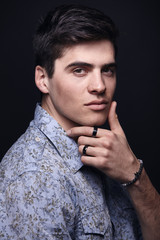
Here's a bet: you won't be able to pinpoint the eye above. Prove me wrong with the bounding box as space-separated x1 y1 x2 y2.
73 68 87 77
102 66 116 77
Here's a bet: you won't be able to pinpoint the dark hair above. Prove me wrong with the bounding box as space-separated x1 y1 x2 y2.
33 5 118 78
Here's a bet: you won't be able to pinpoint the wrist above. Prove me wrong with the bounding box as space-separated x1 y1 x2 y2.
121 159 144 187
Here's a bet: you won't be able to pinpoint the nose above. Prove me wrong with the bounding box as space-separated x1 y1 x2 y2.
88 71 106 95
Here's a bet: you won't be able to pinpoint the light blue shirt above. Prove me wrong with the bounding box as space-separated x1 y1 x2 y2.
0 104 142 239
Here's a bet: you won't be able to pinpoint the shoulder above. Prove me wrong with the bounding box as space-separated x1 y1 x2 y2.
1 126 43 175
0 128 78 215
0 124 72 187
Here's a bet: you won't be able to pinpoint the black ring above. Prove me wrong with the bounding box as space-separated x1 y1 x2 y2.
83 145 89 155
92 126 98 137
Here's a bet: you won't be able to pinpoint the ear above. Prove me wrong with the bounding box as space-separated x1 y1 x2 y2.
35 66 49 94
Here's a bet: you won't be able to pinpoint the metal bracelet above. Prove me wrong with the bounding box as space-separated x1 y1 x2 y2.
121 159 143 187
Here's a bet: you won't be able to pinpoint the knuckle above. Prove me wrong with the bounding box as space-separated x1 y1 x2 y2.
107 140 113 149
101 138 112 149
99 137 108 146
103 149 109 157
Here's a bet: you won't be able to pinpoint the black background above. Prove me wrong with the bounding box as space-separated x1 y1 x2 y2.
0 0 160 192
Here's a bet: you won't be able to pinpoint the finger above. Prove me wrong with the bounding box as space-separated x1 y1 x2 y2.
108 101 125 136
80 145 95 156
79 145 109 158
67 126 106 138
79 145 98 156
78 134 110 147
67 126 92 137
81 155 105 170
67 126 112 139
78 136 97 146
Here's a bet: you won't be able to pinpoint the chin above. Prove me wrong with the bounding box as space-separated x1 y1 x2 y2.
71 112 108 127
82 117 107 127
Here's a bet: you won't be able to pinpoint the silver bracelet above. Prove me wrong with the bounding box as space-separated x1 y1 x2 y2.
121 159 143 187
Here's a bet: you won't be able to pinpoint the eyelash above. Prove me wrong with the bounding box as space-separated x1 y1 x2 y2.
72 67 116 77
102 67 116 76
73 68 87 76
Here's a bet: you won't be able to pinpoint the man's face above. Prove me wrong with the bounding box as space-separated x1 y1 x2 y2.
43 40 116 130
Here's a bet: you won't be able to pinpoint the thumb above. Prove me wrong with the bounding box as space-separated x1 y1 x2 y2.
108 101 125 136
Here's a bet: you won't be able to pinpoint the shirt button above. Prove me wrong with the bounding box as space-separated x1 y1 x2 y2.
35 137 40 142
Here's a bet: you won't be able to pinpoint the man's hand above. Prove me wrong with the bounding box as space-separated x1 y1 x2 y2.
67 101 139 184
67 101 160 240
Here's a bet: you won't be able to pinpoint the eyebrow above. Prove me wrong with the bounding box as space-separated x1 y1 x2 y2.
64 61 117 70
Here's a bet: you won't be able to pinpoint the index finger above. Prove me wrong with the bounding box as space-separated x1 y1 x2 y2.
66 126 108 138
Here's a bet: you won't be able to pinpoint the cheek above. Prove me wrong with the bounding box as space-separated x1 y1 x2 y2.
108 80 116 96
54 81 77 103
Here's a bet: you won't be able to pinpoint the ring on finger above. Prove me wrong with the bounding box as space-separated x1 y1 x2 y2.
83 145 89 155
92 126 98 137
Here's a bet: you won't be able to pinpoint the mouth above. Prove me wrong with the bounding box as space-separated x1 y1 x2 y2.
84 100 109 111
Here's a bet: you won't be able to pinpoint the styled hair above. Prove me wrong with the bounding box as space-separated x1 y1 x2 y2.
33 5 118 78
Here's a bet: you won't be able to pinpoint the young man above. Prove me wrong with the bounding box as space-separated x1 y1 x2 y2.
0 5 160 239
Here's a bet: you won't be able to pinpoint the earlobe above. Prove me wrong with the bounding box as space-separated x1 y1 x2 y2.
35 66 49 94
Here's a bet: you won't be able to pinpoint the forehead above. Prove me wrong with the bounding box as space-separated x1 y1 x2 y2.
56 40 115 67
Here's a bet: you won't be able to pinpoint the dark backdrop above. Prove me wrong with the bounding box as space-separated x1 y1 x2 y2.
0 0 160 192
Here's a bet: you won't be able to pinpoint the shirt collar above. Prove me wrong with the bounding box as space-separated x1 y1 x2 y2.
33 103 83 173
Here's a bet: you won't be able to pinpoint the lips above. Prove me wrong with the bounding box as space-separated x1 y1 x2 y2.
84 100 108 111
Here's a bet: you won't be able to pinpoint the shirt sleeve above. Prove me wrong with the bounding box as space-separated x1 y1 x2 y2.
5 170 77 239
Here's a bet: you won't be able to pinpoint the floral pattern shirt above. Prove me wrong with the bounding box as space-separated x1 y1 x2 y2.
0 104 142 239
